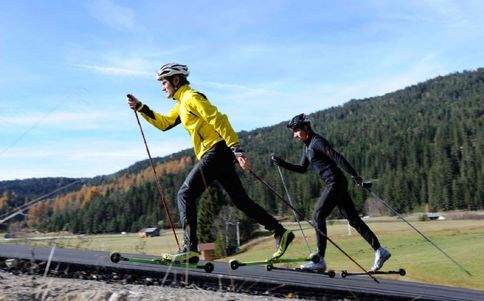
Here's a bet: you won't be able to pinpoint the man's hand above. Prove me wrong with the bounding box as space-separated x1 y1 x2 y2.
235 152 251 170
231 145 251 170
127 94 141 110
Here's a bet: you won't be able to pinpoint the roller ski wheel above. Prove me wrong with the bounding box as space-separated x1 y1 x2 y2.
110 252 123 263
204 262 214 273
229 259 242 270
341 270 348 278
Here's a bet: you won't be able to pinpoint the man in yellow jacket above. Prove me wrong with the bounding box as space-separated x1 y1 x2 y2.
127 63 293 262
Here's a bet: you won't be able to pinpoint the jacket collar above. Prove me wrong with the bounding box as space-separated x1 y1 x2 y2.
173 84 190 101
303 130 315 146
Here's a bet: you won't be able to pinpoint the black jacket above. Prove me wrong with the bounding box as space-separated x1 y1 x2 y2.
280 133 358 185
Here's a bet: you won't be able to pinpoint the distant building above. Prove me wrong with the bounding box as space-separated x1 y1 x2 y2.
198 242 216 260
424 213 444 220
137 227 160 237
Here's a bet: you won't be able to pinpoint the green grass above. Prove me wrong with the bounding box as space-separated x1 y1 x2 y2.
2 219 483 290
227 219 484 290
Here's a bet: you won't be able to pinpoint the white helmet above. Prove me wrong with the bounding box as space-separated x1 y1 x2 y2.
156 63 189 80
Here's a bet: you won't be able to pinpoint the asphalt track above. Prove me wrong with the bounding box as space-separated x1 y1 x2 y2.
0 243 482 300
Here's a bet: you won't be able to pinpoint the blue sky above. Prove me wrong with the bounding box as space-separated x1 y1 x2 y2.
1 0 483 181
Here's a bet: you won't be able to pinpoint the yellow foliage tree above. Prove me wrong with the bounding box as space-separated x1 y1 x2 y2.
0 191 9 209
27 201 50 227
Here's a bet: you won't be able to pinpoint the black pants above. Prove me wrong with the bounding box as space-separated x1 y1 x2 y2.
177 141 282 251
313 182 380 257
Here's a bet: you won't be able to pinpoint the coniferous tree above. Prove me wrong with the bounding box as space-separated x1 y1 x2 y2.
197 185 227 243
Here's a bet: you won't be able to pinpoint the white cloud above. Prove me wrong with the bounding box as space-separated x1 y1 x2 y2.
88 0 136 31
410 0 484 39
75 64 152 77
69 48 186 78
1 111 105 128
0 137 193 180
208 53 450 131
200 80 276 94
360 54 447 97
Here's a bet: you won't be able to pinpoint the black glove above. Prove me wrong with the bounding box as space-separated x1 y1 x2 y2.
352 176 372 189
271 155 284 166
127 94 143 111
231 145 244 154
352 176 363 186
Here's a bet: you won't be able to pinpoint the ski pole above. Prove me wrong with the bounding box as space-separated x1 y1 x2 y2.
365 187 472 276
247 167 379 283
133 110 181 250
275 164 312 253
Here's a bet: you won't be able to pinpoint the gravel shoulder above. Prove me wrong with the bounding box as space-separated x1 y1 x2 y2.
0 271 292 301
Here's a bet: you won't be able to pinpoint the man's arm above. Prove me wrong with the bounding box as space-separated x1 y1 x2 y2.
316 137 359 178
138 103 181 131
272 149 309 173
127 94 181 131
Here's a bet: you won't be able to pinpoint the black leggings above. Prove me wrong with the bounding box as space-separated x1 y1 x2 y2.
177 142 282 251
313 182 380 257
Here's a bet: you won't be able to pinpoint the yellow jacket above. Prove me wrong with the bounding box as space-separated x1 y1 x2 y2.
137 85 239 160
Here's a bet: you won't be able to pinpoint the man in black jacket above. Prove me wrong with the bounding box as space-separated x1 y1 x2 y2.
272 113 390 271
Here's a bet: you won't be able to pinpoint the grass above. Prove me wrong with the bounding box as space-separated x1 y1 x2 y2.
227 219 484 290
1 218 483 290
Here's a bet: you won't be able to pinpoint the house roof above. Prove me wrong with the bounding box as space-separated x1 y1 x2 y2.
198 242 215 251
139 227 158 232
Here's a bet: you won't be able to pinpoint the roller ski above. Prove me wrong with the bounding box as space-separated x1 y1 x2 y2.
229 228 296 270
110 251 214 273
268 265 336 278
340 246 401 278
229 253 335 278
341 268 406 278
229 255 313 270
291 252 335 277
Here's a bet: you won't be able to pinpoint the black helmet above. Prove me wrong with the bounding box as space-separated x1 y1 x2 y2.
287 113 311 129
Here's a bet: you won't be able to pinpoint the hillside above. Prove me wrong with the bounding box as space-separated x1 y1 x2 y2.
0 68 482 237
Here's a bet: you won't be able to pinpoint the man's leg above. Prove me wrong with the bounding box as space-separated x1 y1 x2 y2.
337 188 391 271
337 189 380 250
312 185 338 257
218 165 282 233
216 146 292 258
298 185 337 270
177 161 216 252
